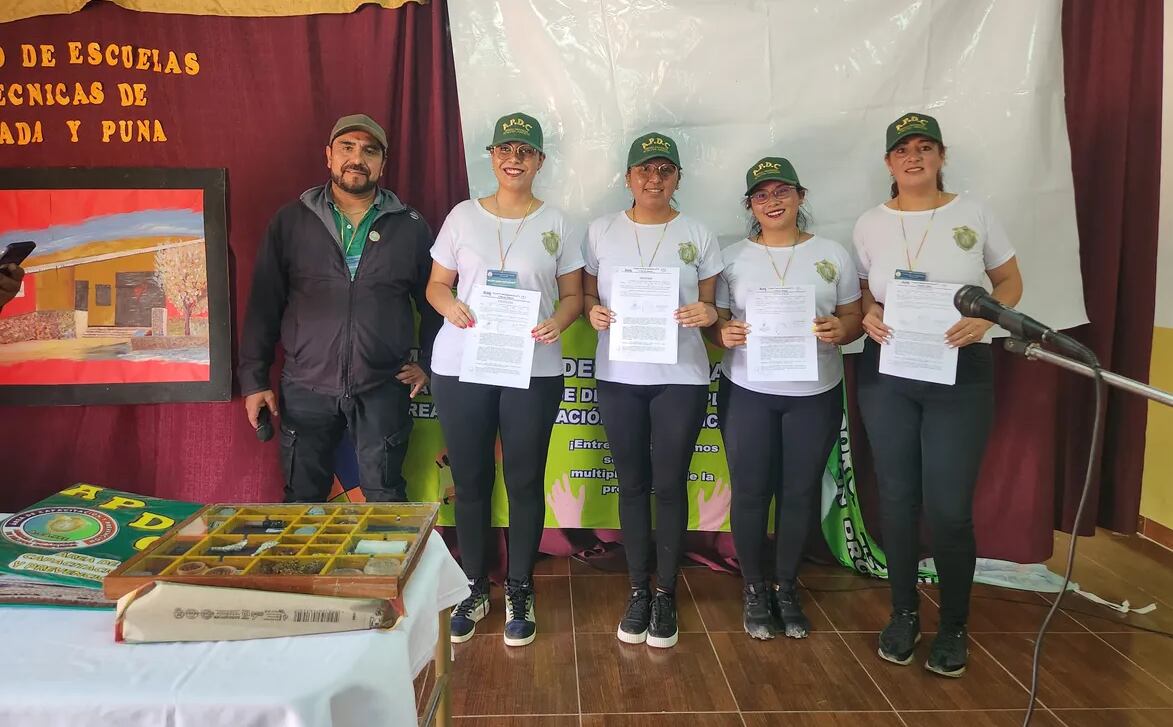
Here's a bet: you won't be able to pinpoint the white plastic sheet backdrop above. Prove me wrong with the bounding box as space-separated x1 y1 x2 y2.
448 0 1087 330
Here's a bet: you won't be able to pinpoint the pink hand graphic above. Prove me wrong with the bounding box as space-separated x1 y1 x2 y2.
546 473 586 528
695 478 731 531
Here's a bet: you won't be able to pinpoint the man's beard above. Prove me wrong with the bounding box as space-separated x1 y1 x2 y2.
331 167 377 195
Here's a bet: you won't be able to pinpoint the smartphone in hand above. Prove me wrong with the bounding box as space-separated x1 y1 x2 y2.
0 241 36 270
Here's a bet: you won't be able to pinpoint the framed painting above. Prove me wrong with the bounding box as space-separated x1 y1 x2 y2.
0 168 230 405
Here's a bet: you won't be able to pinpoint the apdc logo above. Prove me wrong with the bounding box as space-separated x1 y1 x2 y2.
502 118 533 133
751 161 781 178
1 507 118 550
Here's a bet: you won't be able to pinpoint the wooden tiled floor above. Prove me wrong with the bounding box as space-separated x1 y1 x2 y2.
416 529 1173 726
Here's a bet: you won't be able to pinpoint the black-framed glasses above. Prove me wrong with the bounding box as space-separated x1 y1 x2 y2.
487 143 539 161
633 162 678 178
749 185 797 205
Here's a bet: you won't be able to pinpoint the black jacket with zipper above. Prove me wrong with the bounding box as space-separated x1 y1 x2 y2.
238 184 442 398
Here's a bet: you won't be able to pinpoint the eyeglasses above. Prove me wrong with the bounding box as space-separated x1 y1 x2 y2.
633 162 678 178
749 185 798 205
487 143 539 161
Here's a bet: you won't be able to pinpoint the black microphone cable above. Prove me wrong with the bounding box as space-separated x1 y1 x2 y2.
1023 358 1106 726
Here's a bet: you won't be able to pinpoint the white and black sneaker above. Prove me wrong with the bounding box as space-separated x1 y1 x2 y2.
617 586 651 644
647 590 679 649
450 578 490 643
503 578 537 647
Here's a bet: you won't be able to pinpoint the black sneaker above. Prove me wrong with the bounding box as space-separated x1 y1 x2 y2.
772 584 812 639
877 609 921 665
647 590 679 649
503 578 537 647
450 579 490 644
743 582 775 640
617 587 651 644
925 626 968 677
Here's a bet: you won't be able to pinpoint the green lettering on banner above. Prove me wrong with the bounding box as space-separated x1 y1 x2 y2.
385 320 927 581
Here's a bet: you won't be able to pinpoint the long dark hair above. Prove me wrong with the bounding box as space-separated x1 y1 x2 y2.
744 186 811 238
887 142 947 198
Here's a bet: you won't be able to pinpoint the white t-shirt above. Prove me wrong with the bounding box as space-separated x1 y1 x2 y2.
716 235 861 396
430 199 585 378
583 211 724 385
852 194 1016 304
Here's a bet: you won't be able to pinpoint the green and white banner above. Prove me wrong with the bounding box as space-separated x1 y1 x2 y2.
332 320 908 579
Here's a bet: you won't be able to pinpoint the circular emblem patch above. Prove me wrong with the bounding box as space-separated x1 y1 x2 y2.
1 507 119 550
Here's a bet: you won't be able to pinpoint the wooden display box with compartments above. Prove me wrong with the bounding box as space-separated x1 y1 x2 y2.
103 502 438 601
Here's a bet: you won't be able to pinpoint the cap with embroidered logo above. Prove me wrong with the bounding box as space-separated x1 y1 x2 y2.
744 156 800 195
627 132 682 169
886 112 943 151
329 114 388 151
490 112 544 152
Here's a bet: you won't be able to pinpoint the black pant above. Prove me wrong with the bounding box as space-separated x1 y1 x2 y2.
431 374 564 583
278 379 412 503
856 338 994 628
717 376 841 587
596 380 708 593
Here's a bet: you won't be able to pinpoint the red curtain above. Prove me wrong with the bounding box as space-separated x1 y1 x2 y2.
0 0 469 510
0 0 1161 568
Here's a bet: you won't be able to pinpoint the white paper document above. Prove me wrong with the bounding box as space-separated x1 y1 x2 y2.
746 285 818 381
879 279 964 385
608 266 680 364
459 285 542 388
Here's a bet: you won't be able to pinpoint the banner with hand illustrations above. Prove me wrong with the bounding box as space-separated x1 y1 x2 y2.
327 319 911 579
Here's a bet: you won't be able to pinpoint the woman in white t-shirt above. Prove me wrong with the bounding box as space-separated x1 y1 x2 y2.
426 112 585 649
852 113 1023 678
706 157 861 641
583 132 723 649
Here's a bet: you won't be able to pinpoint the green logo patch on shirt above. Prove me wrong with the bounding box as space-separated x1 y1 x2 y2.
678 241 698 264
953 225 978 251
815 259 838 283
541 230 560 256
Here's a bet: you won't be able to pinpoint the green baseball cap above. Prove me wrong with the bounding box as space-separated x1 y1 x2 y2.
329 113 388 151
490 112 544 152
886 112 943 151
745 156 800 195
627 132 682 169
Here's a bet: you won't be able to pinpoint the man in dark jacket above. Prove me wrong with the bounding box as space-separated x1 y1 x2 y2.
239 113 442 502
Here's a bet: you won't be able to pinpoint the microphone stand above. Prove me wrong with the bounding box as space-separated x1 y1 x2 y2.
1003 336 1170 726
1004 337 1173 406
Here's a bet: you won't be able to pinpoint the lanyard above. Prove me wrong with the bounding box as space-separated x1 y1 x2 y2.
632 214 669 266
495 194 535 269
341 203 373 256
760 232 799 285
897 191 941 272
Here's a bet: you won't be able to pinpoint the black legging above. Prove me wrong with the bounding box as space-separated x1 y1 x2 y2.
856 338 994 628
596 380 708 593
717 376 841 587
431 374 564 583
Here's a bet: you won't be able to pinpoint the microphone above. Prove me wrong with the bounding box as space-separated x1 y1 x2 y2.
255 405 274 442
953 285 1098 365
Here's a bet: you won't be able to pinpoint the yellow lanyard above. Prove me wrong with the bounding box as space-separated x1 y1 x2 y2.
632 214 670 266
341 203 373 256
495 195 535 269
897 191 941 271
760 233 799 286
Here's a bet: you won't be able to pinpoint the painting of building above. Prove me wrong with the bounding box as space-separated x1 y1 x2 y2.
0 169 229 405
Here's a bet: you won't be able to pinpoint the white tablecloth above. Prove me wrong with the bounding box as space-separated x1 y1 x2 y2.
0 530 469 727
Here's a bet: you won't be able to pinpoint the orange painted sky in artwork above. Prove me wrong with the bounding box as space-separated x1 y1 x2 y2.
0 189 204 235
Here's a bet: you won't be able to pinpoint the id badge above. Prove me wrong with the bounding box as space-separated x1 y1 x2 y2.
486 269 520 288
894 269 927 282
